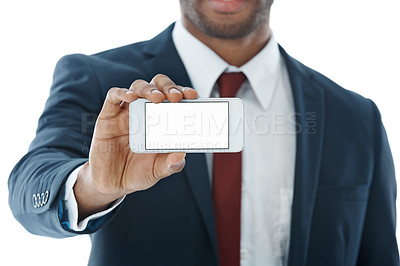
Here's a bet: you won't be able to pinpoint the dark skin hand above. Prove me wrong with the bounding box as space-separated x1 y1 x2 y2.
74 75 198 221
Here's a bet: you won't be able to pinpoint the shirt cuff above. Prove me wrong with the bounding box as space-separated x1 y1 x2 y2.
62 165 125 232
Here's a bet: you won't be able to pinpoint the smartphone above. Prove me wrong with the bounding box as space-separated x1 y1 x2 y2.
129 98 244 153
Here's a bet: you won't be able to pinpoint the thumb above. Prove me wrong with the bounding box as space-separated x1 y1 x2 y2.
154 152 186 179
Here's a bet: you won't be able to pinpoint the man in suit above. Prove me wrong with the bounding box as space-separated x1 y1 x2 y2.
8 0 398 265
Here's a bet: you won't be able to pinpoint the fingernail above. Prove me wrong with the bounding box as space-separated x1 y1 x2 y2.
169 88 181 94
181 87 192 91
151 90 162 94
168 159 185 172
125 90 135 94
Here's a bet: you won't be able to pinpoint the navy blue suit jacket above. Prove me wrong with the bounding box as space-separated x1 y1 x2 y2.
9 24 399 266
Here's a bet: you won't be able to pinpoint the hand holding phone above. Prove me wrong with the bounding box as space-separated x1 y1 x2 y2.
73 74 199 219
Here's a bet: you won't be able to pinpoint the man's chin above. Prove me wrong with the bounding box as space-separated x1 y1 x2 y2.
195 16 262 39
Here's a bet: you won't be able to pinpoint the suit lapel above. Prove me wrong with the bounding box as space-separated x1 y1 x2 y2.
280 47 326 266
141 24 191 86
141 24 219 259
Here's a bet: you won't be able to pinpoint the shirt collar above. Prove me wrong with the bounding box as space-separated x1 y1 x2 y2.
172 19 282 110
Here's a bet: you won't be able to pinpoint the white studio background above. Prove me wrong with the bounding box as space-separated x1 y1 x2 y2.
0 0 399 265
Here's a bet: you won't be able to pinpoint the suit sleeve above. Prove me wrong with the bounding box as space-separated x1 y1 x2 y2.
8 54 117 238
357 100 399 265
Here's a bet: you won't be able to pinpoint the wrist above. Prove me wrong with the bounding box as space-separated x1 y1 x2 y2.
74 161 125 220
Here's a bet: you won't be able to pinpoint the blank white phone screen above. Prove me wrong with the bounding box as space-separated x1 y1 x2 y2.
145 102 229 150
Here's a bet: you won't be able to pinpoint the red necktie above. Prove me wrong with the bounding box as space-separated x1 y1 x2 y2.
213 72 246 266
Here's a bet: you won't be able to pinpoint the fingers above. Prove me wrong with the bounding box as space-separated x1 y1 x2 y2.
129 74 198 103
151 74 182 102
100 87 138 118
178 86 198 100
104 74 198 116
153 152 186 179
129 79 166 103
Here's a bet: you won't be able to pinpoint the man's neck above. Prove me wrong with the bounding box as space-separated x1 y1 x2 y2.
182 19 271 67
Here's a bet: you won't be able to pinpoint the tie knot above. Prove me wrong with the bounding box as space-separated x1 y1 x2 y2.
217 72 247 97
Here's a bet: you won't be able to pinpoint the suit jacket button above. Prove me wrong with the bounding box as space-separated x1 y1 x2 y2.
36 193 41 207
43 191 49 204
33 194 38 208
40 193 45 207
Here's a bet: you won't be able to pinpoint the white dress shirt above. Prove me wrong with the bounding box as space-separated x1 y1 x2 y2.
63 19 296 266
